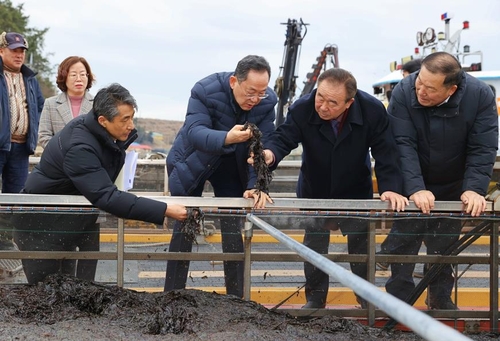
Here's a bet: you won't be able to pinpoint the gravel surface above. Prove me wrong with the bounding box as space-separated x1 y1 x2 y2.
0 275 497 341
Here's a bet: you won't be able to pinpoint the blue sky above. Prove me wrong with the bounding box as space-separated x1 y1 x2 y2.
12 0 500 121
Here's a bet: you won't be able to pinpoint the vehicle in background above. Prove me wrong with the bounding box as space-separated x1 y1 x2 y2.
372 12 500 116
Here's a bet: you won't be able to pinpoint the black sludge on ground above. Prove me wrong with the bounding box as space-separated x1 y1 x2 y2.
0 274 497 341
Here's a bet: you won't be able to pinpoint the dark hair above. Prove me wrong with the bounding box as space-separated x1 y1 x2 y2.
422 52 462 87
56 56 95 92
93 83 137 121
402 59 422 74
234 55 271 82
317 68 357 101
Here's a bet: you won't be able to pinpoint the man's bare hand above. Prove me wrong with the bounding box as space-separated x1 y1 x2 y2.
461 190 486 217
409 190 435 214
243 189 274 209
247 149 274 166
225 124 252 145
380 191 409 212
165 204 188 221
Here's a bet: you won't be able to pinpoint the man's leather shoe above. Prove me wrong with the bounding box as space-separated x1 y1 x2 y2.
302 301 326 309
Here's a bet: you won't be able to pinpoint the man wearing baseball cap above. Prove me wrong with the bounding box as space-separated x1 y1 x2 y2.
0 31 44 257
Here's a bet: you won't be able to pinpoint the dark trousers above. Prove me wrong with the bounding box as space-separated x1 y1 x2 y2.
0 142 29 194
12 212 100 284
385 218 462 302
165 156 244 297
304 218 368 304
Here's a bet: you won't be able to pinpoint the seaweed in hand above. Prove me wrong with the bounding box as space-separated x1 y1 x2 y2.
242 122 273 201
180 208 205 244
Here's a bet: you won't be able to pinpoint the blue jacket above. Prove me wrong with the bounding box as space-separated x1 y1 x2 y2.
387 71 498 200
167 72 277 196
23 113 168 225
268 89 402 199
0 58 44 153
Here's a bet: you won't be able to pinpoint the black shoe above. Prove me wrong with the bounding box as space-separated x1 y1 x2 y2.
302 301 326 309
426 297 458 310
376 252 389 271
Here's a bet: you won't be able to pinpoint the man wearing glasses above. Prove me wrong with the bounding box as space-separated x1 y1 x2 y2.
252 68 408 309
165 55 277 297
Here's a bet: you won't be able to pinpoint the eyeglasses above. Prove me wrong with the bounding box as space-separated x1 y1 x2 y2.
244 92 269 100
68 73 88 80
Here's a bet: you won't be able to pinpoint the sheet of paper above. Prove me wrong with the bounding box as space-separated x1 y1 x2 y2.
115 151 139 191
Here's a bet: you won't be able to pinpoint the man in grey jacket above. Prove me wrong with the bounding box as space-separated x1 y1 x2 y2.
386 52 498 309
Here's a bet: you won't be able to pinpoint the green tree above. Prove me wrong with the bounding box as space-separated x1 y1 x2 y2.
0 0 56 97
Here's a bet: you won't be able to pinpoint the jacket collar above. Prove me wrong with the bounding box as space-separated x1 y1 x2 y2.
0 57 36 78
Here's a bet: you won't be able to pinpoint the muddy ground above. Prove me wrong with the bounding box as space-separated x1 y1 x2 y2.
0 275 497 341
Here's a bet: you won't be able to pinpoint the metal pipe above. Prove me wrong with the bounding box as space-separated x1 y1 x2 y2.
367 220 376 326
117 218 124 287
243 221 254 300
0 194 491 212
246 213 472 341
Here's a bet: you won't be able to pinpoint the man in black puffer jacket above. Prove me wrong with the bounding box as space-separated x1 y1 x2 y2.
386 52 498 310
165 55 277 297
14 83 187 284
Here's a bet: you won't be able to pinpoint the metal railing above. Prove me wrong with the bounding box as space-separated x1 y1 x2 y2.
0 194 498 338
246 213 472 341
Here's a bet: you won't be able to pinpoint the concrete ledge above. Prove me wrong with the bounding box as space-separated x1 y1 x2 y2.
128 286 496 308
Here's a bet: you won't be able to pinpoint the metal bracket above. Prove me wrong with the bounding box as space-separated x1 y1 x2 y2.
464 320 481 334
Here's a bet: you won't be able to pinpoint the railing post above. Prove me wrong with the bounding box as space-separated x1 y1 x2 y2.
117 218 125 287
367 219 376 326
490 221 499 332
163 164 169 196
243 220 254 301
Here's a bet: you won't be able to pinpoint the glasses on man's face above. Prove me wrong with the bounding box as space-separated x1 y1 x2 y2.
68 73 88 80
244 92 269 100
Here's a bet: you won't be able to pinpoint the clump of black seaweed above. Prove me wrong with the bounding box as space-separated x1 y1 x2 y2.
242 122 273 201
180 208 205 244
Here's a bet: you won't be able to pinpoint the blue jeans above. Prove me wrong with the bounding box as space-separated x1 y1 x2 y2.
0 142 29 193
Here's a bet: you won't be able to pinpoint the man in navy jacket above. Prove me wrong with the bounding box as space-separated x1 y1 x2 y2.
0 32 44 193
0 31 44 252
165 55 277 297
254 68 408 308
386 52 497 309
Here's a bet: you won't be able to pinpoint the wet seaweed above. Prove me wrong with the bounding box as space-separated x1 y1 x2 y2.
0 275 497 340
180 208 205 244
242 122 273 201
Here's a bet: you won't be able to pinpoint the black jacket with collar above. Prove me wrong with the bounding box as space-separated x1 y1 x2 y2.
268 89 402 199
23 112 167 225
388 71 498 200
